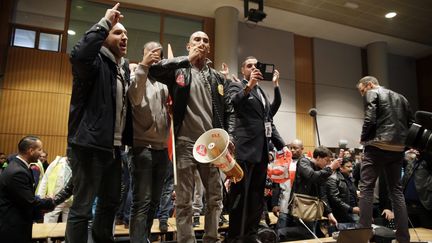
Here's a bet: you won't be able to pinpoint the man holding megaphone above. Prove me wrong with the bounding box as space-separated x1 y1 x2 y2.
149 31 235 243
227 56 287 243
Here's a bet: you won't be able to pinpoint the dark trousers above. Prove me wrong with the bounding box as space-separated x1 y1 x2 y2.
228 159 268 242
129 147 169 243
358 146 409 243
158 162 174 223
66 144 122 243
116 149 132 224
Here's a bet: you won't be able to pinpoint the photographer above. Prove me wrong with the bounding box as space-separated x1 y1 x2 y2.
402 149 432 229
227 56 286 243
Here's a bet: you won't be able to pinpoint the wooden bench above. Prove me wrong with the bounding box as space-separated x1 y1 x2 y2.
32 214 278 241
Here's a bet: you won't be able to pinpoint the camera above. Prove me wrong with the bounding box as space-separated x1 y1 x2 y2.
256 62 275 81
405 111 432 153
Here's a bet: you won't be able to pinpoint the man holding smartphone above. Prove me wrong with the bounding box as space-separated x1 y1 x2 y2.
227 56 286 242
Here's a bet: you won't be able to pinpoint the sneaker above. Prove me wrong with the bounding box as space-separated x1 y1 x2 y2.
193 216 200 227
159 221 168 233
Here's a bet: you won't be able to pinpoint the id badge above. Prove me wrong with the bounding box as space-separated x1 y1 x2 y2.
265 122 272 138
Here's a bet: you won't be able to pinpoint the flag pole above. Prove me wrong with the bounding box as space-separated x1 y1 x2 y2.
167 43 178 186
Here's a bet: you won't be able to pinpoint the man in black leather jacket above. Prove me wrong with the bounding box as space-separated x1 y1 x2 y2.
356 76 414 243
326 157 359 223
149 31 235 243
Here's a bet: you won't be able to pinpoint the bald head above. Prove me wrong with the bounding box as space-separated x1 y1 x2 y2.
289 139 304 159
189 31 208 42
187 31 210 67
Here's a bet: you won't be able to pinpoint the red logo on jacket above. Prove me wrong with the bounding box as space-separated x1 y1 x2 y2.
176 73 185 87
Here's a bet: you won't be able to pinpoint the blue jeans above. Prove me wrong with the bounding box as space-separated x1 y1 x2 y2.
129 147 169 243
66 144 121 243
158 162 174 223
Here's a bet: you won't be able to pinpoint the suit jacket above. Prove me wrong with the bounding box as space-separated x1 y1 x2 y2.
229 80 285 163
0 157 53 243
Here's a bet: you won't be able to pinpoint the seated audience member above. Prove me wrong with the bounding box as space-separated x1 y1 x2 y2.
326 157 360 223
402 149 432 229
0 136 55 243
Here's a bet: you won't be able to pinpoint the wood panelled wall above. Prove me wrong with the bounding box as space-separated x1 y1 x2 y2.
0 47 72 162
294 35 315 152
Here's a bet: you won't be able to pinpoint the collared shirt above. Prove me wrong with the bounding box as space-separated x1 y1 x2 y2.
16 155 30 168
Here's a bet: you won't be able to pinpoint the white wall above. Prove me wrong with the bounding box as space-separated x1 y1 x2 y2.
313 38 364 149
238 23 296 144
236 24 419 149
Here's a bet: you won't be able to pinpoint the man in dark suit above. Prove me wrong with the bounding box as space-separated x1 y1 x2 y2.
0 136 55 243
227 56 286 243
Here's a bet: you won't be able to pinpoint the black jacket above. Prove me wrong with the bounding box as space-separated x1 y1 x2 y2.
361 87 414 145
149 58 235 138
229 80 285 163
326 171 358 222
68 19 132 151
291 157 333 215
0 158 53 243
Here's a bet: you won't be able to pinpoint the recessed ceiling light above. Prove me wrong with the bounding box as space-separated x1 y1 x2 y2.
385 12 397 18
344 2 359 9
76 5 83 9
68 30 76 35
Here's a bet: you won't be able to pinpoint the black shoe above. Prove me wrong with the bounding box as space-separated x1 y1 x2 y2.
193 216 200 227
219 214 228 226
159 221 168 233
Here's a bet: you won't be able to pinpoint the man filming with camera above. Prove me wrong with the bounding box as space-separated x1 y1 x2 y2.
227 56 286 243
356 76 414 243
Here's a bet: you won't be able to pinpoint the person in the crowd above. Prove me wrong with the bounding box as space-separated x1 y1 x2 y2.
0 136 55 243
272 139 303 239
66 3 132 242
326 157 359 223
356 76 414 243
40 150 49 171
37 156 73 224
282 146 340 241
0 152 7 174
149 30 235 243
127 41 171 243
402 149 432 229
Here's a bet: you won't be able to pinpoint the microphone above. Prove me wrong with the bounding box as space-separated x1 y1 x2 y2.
309 108 321 146
308 108 317 117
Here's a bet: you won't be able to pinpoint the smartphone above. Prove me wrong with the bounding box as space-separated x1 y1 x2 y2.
256 62 275 81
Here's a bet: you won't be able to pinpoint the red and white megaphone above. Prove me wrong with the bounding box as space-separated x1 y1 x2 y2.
193 128 244 183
